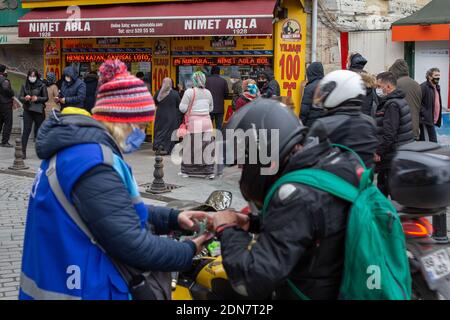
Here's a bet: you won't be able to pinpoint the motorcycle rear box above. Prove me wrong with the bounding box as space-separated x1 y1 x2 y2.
389 142 450 209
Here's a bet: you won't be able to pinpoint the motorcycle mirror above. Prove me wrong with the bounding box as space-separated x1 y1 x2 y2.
205 190 233 211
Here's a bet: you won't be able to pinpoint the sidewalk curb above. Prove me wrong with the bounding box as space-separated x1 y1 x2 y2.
0 169 180 203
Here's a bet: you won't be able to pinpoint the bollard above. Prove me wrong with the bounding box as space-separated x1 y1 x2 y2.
147 155 169 194
8 138 29 171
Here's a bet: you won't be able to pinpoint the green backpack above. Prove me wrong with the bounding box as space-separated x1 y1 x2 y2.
262 148 412 300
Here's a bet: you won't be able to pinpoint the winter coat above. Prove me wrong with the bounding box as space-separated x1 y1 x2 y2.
375 89 414 169
19 79 48 114
0 74 15 107
389 60 421 139
45 84 60 116
308 106 378 169
59 66 87 110
83 74 99 113
420 80 442 127
260 70 280 98
359 71 379 116
205 74 229 114
300 62 324 126
219 139 361 299
231 80 243 110
37 112 196 269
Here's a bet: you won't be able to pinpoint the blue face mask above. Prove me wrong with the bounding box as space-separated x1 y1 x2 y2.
123 128 146 154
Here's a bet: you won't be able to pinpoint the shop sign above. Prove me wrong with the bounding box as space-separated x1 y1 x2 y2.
97 38 120 46
152 38 170 93
210 36 236 50
173 56 271 66
65 53 152 63
19 17 273 38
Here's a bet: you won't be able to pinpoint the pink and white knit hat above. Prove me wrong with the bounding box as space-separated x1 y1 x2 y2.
92 59 155 123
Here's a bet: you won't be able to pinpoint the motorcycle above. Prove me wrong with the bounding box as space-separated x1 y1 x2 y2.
391 141 450 300
168 141 450 300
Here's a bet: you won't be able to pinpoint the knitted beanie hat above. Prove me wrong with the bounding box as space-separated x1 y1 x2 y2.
92 59 155 123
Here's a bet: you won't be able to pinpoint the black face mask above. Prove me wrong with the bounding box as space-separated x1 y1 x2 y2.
432 78 440 85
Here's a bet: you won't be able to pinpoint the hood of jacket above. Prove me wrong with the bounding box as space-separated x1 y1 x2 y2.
36 112 122 160
389 59 409 79
63 66 79 83
306 62 324 84
349 53 367 71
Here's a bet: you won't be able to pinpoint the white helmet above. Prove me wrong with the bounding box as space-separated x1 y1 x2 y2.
314 70 366 109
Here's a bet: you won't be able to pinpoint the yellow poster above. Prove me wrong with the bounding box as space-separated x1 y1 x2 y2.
274 0 307 116
151 38 171 94
44 38 62 80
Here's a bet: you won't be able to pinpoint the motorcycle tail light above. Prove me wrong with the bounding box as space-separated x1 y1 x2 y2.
402 217 433 237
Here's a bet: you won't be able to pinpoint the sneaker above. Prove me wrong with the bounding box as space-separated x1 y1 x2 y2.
178 172 189 178
0 142 13 148
207 174 215 180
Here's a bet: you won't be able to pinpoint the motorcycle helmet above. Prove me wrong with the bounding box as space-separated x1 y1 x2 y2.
314 70 366 109
223 98 308 208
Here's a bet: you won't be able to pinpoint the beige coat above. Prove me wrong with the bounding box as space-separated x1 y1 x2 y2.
45 84 60 116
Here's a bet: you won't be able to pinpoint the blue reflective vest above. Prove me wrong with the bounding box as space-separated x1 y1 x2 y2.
19 143 148 300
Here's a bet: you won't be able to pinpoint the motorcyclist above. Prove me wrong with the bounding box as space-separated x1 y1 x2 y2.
213 99 362 299
308 70 378 168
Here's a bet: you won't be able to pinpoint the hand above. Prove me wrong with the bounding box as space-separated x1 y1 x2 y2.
60 98 66 104
213 210 249 230
374 153 381 163
178 211 212 232
31 96 38 102
191 233 214 255
54 97 60 103
25 95 31 101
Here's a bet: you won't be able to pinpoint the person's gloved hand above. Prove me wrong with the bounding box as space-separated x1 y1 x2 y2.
178 211 212 232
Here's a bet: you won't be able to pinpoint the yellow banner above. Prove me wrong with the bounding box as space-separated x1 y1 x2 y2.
273 0 307 116
43 38 62 79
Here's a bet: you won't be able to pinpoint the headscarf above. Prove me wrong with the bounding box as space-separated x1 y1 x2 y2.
192 71 206 88
46 72 56 85
157 77 173 102
242 79 260 100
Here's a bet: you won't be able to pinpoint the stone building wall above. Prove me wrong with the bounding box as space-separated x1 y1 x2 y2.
303 0 432 72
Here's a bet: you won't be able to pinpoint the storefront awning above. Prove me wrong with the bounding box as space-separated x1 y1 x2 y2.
392 0 450 41
18 0 276 38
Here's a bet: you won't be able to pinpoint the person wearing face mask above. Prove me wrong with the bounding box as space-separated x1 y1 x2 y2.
419 68 442 142
257 69 280 98
19 68 49 159
374 71 414 196
0 64 15 148
230 70 242 111
19 60 212 300
57 65 86 111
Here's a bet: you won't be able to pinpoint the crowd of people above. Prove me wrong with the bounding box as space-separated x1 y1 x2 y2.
0 54 445 300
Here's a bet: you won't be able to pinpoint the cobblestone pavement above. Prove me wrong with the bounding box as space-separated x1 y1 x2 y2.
0 174 32 300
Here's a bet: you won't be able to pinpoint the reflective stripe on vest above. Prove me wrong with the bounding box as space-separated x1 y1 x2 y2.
20 272 81 300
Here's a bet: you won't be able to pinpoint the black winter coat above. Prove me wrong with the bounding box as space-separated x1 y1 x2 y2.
420 81 442 127
0 74 15 106
308 106 378 169
83 74 98 113
19 79 48 114
301 62 324 126
206 74 229 114
220 140 361 300
375 89 414 169
60 66 87 110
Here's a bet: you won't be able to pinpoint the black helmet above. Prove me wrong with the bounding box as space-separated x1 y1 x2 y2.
223 98 308 207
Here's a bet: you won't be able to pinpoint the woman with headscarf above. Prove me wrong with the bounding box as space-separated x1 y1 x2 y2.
234 79 260 111
153 77 182 155
178 71 215 178
45 72 60 117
